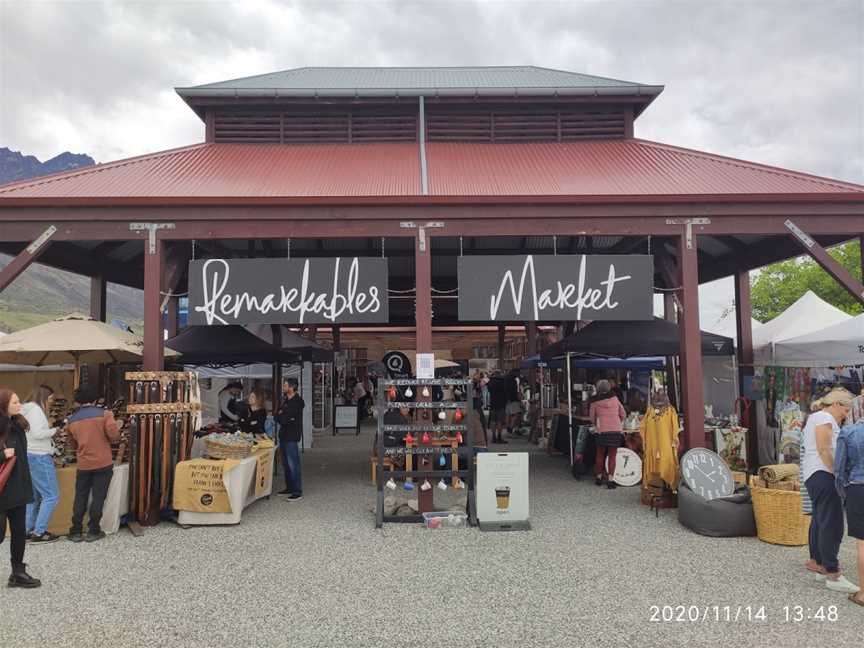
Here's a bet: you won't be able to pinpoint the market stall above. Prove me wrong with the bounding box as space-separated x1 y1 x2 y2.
0 314 178 534
173 436 276 526
542 319 737 494
753 310 863 465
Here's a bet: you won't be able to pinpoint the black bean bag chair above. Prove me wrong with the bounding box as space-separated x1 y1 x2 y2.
678 482 757 537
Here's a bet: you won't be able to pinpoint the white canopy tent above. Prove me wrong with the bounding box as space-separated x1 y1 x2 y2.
753 291 851 365
772 313 864 367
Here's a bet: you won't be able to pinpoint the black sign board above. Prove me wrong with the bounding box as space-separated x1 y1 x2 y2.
188 257 389 325
457 255 653 321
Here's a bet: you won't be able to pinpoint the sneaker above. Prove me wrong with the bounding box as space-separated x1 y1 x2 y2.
85 531 107 543
607 481 618 490
29 532 59 544
67 533 85 543
595 476 604 486
825 574 860 594
277 488 292 495
286 493 303 502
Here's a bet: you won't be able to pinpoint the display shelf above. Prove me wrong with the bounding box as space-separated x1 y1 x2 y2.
383 447 463 456
382 424 467 433
382 378 470 387
375 377 477 529
386 401 468 409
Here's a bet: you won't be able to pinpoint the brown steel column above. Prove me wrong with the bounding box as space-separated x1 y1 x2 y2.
332 325 342 351
663 292 679 409
526 322 538 357
735 268 757 468
143 239 164 371
497 324 506 367
165 296 179 339
90 275 107 322
677 234 705 450
415 233 432 353
860 235 864 284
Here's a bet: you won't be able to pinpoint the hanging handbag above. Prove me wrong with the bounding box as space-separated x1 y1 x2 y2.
0 447 17 495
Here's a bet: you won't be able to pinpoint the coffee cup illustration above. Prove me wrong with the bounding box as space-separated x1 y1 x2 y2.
495 486 511 510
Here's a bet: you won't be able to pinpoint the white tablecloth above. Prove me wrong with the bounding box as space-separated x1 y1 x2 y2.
177 447 276 526
46 463 129 536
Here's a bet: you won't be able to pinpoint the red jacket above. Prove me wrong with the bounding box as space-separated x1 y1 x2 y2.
589 395 626 433
68 406 120 471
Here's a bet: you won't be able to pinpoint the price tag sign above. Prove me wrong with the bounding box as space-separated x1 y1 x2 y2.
416 353 435 379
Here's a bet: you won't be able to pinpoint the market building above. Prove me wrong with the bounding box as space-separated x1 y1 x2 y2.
1 65 863 462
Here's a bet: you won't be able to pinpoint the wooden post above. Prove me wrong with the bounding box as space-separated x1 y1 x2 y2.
526 322 538 357
165 296 179 339
735 268 757 468
90 275 107 322
663 291 679 409
143 238 164 371
415 233 432 353
677 233 705 450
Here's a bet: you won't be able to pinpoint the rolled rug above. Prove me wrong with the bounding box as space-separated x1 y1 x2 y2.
759 464 799 483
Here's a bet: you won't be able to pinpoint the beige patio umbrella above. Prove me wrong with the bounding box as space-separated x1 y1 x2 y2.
0 313 177 387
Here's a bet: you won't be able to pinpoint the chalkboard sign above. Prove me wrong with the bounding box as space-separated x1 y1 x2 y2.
334 405 359 435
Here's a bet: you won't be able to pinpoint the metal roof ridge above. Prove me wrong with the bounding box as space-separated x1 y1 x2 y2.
0 143 211 195
633 138 864 192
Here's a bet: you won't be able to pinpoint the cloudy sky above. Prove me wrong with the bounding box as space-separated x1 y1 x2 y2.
1 0 863 327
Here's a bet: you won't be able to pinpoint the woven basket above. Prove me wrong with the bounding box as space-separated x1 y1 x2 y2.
749 483 810 546
204 437 252 460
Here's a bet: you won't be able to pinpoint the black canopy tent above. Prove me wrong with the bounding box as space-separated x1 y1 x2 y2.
542 319 735 359
540 319 734 471
245 324 335 363
165 325 301 365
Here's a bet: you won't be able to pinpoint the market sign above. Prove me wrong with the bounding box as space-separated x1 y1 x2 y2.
188 257 389 325
457 255 653 321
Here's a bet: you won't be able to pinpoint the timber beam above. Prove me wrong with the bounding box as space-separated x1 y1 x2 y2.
0 225 57 292
785 220 864 306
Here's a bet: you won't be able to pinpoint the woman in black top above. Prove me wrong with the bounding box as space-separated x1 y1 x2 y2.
239 389 268 435
0 390 41 588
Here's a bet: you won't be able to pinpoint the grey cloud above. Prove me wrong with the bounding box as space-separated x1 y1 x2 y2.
0 0 861 183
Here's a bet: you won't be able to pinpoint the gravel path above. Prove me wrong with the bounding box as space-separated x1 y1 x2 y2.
1 426 860 648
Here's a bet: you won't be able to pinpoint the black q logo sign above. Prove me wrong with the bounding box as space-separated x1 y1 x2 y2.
383 351 412 378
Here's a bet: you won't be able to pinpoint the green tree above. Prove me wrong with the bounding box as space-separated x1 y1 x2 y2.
750 240 862 322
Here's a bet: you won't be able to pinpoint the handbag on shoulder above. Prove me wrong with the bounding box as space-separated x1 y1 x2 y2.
0 449 17 494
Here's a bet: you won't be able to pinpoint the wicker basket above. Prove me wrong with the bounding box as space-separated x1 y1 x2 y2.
749 482 811 546
204 437 252 459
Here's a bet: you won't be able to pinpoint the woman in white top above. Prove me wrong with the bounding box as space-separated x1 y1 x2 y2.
801 388 859 594
22 385 60 544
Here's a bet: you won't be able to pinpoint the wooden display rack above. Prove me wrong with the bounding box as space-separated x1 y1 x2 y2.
374 378 477 528
125 371 201 528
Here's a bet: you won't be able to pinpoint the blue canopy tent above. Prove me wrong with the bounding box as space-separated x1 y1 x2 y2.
520 355 664 370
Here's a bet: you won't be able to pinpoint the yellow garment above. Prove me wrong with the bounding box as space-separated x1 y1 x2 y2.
640 406 680 488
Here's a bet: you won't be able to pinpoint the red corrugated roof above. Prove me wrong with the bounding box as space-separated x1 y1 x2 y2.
0 143 421 201
0 139 861 205
425 140 864 196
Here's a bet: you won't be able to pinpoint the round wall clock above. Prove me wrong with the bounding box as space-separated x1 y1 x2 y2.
607 448 642 487
680 448 734 501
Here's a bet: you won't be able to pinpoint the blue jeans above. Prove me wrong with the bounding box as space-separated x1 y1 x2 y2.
280 440 302 495
26 453 60 535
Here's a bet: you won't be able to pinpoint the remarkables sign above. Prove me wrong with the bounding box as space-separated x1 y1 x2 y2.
457 254 654 321
188 257 389 325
